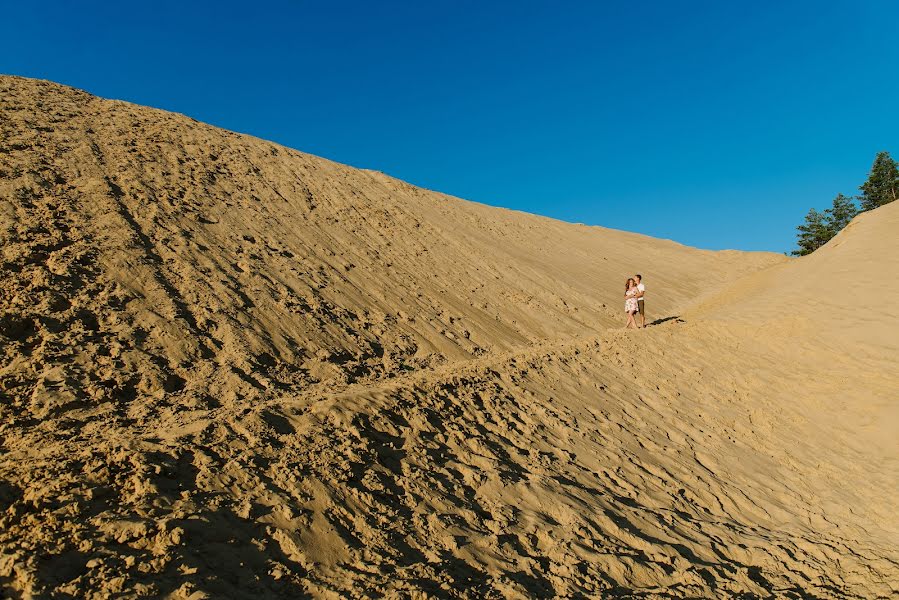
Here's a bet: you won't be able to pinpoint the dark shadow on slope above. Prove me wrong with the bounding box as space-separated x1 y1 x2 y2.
649 316 684 326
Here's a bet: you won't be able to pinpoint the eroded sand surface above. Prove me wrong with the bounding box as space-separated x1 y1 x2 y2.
1 76 897 598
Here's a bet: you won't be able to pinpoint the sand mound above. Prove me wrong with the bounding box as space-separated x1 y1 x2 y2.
1 75 896 598
694 200 899 358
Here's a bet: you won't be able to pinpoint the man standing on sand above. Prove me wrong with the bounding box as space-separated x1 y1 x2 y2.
634 274 646 328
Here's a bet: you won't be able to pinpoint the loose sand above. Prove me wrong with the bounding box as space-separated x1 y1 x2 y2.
1 75 896 598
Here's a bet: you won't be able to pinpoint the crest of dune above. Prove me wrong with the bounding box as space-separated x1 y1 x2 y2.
1 76 896 599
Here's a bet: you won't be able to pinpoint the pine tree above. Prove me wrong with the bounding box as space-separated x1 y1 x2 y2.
792 208 829 256
824 193 858 237
859 151 899 211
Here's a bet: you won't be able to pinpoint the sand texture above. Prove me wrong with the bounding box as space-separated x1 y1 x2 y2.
1 75 897 598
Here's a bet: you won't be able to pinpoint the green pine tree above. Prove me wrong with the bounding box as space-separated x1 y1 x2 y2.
859 151 899 211
792 208 829 256
823 193 858 237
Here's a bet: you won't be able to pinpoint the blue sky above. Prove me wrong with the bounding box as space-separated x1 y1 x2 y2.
3 1 897 252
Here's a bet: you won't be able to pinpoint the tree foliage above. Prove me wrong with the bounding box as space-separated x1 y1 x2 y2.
859 151 899 211
791 151 894 256
824 193 858 237
792 208 830 256
792 194 859 256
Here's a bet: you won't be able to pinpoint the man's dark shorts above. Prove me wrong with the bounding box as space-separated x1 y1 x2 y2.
637 299 644 316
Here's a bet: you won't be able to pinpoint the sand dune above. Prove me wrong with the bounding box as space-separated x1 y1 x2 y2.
1 75 896 598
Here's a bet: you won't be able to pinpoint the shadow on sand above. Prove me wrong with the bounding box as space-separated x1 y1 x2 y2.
649 316 685 327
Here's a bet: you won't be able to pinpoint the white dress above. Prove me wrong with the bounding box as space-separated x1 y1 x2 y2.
625 288 638 313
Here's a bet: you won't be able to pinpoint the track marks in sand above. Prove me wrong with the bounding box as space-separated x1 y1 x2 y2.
5 324 893 597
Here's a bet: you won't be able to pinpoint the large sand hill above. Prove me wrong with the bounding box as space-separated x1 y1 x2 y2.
1 75 896 598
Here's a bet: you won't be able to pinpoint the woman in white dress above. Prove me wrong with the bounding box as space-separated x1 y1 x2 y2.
624 277 639 329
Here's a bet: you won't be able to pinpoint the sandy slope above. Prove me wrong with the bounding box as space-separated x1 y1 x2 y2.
693 200 899 363
0 75 896 598
689 201 899 479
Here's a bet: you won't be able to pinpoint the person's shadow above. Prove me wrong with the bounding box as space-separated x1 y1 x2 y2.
649 316 684 326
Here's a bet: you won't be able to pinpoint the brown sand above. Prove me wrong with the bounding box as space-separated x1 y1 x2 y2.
1 75 896 598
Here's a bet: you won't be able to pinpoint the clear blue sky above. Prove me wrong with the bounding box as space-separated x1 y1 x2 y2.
3 1 897 252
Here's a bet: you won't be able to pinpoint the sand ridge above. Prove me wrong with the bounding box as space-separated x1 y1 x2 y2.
1 75 897 598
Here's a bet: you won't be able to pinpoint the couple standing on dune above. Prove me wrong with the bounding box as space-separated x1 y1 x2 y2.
624 274 646 329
